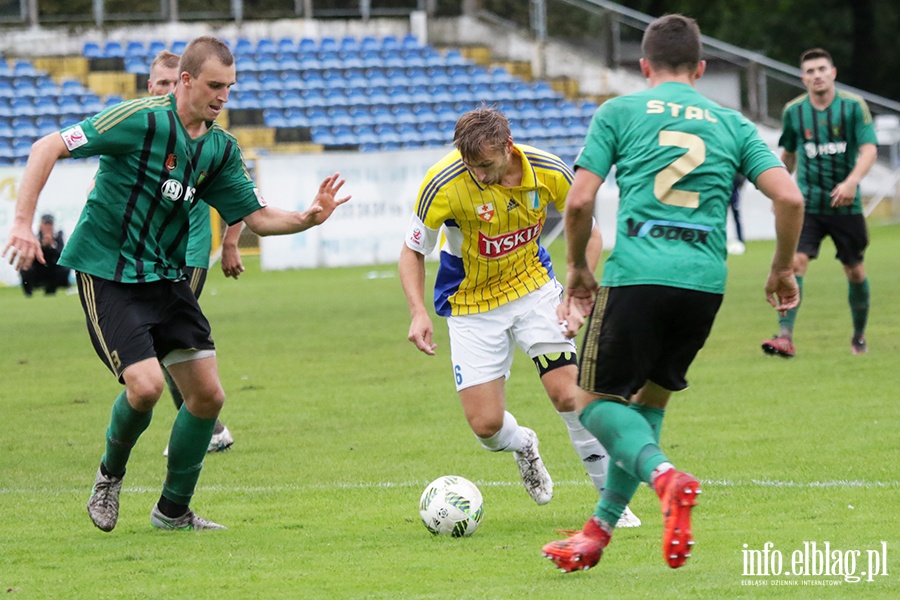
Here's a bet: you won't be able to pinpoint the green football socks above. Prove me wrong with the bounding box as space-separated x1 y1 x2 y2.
594 403 666 525
778 275 803 338
849 278 869 337
101 390 153 477
161 405 216 506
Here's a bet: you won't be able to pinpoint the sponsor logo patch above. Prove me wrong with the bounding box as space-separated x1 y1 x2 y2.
625 218 712 244
479 222 542 257
61 126 88 151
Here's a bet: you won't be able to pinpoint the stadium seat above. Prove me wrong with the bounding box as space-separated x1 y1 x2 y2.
401 34 420 49
83 42 102 59
170 40 187 54
360 37 379 52
104 95 124 108
298 38 317 53
125 41 145 58
340 37 360 53
125 57 147 74
319 37 338 54
257 39 277 55
147 40 166 57
276 38 296 54
102 41 126 59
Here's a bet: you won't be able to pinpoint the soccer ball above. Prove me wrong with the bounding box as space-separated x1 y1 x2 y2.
419 475 484 537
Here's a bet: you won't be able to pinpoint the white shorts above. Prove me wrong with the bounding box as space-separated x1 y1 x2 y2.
447 280 577 391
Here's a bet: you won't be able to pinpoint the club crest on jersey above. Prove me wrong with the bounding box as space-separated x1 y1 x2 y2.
804 128 813 140
165 154 177 171
476 202 495 222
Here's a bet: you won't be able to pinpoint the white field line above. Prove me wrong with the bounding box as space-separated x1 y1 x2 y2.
1 478 897 495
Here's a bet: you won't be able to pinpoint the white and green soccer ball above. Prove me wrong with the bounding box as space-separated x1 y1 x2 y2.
419 475 485 537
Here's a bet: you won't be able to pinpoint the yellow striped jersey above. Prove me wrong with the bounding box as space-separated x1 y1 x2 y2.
405 144 573 316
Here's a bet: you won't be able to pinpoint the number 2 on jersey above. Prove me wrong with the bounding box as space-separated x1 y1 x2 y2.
654 130 706 208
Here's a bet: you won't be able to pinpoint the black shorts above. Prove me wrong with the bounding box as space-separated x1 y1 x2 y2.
75 273 215 383
184 266 208 300
578 285 723 402
797 213 868 266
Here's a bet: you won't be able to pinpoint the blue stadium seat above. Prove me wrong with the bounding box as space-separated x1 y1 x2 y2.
298 38 317 53
302 90 329 109
327 107 355 127
258 74 282 91
125 41 145 58
381 36 399 52
102 41 125 59
443 49 468 66
147 40 166 57
340 37 360 53
259 91 282 110
12 115 40 137
353 124 379 146
349 106 375 126
83 42 102 58
125 57 147 74
170 40 187 54
12 139 33 162
257 39 277 55
284 108 309 127
360 37 379 52
277 38 296 54
104 95 123 108
360 50 384 70
11 98 37 117
280 90 304 109
235 56 256 73
264 110 290 128
236 75 262 93
364 69 391 89
235 90 263 109
256 56 280 74
13 80 39 98
374 123 402 144
319 37 338 54
401 34 420 49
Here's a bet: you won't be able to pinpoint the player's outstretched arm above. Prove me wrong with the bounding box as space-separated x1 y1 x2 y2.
242 173 350 236
3 133 71 271
399 244 437 355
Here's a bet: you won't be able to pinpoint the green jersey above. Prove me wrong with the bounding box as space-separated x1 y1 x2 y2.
58 94 263 283
185 200 212 269
778 91 877 215
576 82 782 294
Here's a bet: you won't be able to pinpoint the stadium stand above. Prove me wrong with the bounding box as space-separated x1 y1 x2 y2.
0 36 595 166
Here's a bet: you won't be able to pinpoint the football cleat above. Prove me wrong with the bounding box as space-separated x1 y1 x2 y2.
150 504 226 531
851 335 868 355
654 469 700 569
542 516 611 572
616 506 642 528
761 335 795 358
514 427 553 505
87 466 123 532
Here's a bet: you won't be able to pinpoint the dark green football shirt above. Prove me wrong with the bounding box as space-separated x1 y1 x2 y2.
779 91 878 215
58 94 263 282
576 82 782 294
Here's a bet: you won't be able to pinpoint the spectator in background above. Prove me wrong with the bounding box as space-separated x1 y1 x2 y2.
20 213 70 296
726 174 746 255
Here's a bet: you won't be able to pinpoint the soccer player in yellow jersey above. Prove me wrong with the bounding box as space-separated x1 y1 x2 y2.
400 107 640 526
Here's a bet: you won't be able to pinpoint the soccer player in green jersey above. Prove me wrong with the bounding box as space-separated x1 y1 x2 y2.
3 36 349 532
148 49 238 455
541 14 804 572
761 47 878 358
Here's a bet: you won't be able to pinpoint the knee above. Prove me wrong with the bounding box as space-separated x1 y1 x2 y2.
547 388 576 412
187 384 225 417
127 376 165 410
469 413 503 439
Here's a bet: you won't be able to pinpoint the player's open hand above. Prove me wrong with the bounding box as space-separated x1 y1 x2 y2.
3 222 44 271
765 267 799 315
557 295 587 339
830 180 857 208
300 173 351 227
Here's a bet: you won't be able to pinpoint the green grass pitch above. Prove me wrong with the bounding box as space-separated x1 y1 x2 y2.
1 227 898 598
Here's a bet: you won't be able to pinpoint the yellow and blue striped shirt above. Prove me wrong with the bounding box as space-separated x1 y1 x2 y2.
405 144 573 316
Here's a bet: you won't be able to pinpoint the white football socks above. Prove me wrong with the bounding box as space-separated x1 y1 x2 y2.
559 410 610 494
476 411 527 453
